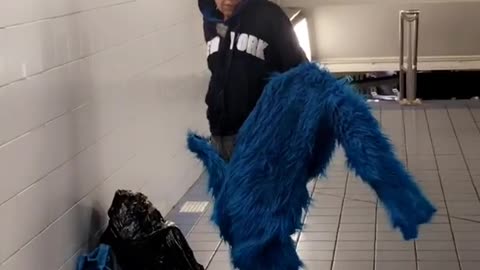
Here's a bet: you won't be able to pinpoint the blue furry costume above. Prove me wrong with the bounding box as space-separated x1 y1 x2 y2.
187 63 436 270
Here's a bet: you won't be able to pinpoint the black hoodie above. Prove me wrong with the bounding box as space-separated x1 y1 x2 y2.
199 0 307 136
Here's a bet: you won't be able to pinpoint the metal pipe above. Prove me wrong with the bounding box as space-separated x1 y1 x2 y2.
407 20 414 101
413 15 420 99
399 11 405 100
399 10 420 105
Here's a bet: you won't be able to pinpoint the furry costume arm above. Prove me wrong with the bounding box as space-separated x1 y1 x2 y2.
330 83 436 240
187 132 226 196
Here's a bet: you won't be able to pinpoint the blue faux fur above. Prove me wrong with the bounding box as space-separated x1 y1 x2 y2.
187 63 436 270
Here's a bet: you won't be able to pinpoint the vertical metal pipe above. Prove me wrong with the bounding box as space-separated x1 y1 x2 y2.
399 12 405 100
413 15 420 99
399 10 420 104
407 20 414 101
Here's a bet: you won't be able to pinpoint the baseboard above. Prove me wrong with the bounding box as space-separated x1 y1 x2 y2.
319 55 480 73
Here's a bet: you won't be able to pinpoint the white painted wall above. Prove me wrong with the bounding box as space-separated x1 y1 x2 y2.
0 1 209 269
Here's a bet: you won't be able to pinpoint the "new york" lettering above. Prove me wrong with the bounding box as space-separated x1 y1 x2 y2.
207 32 269 60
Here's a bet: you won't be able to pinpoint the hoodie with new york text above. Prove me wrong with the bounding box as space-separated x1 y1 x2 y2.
199 0 307 136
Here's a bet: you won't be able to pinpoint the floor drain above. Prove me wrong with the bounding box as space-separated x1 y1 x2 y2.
179 201 209 213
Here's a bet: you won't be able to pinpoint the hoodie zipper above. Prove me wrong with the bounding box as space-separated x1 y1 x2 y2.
216 21 240 135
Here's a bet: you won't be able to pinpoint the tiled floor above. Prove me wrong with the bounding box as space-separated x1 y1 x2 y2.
168 100 480 270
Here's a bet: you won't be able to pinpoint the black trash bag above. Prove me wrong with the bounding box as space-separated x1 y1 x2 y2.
103 189 166 240
100 190 204 270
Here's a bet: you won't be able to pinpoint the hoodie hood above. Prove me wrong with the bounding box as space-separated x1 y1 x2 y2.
198 0 259 23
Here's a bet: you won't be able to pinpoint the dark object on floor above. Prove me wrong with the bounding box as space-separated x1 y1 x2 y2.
188 63 436 270
416 70 480 100
103 190 166 241
100 190 204 270
77 244 118 270
347 70 480 100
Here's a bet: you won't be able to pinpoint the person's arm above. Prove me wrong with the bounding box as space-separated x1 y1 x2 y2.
268 5 308 72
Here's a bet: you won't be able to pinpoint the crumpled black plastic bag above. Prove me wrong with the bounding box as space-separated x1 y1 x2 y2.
100 190 204 270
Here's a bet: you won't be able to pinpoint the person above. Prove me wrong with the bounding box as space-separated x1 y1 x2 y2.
198 0 308 160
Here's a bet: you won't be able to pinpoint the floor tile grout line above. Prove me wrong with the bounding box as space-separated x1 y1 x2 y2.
296 177 320 249
314 192 377 205
450 215 480 224
201 201 222 269
468 106 480 132
196 202 222 270
467 105 480 192
186 205 210 238
204 241 223 270
182 191 218 269
401 107 419 270
445 108 480 204
329 171 349 270
373 107 382 270
424 107 463 270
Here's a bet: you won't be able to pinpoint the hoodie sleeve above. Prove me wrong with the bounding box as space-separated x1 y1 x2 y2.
267 4 308 72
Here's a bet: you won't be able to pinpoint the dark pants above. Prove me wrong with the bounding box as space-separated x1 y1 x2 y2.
211 135 236 161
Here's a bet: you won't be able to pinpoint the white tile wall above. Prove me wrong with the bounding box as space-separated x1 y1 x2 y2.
0 0 208 269
0 0 132 28
0 0 197 87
